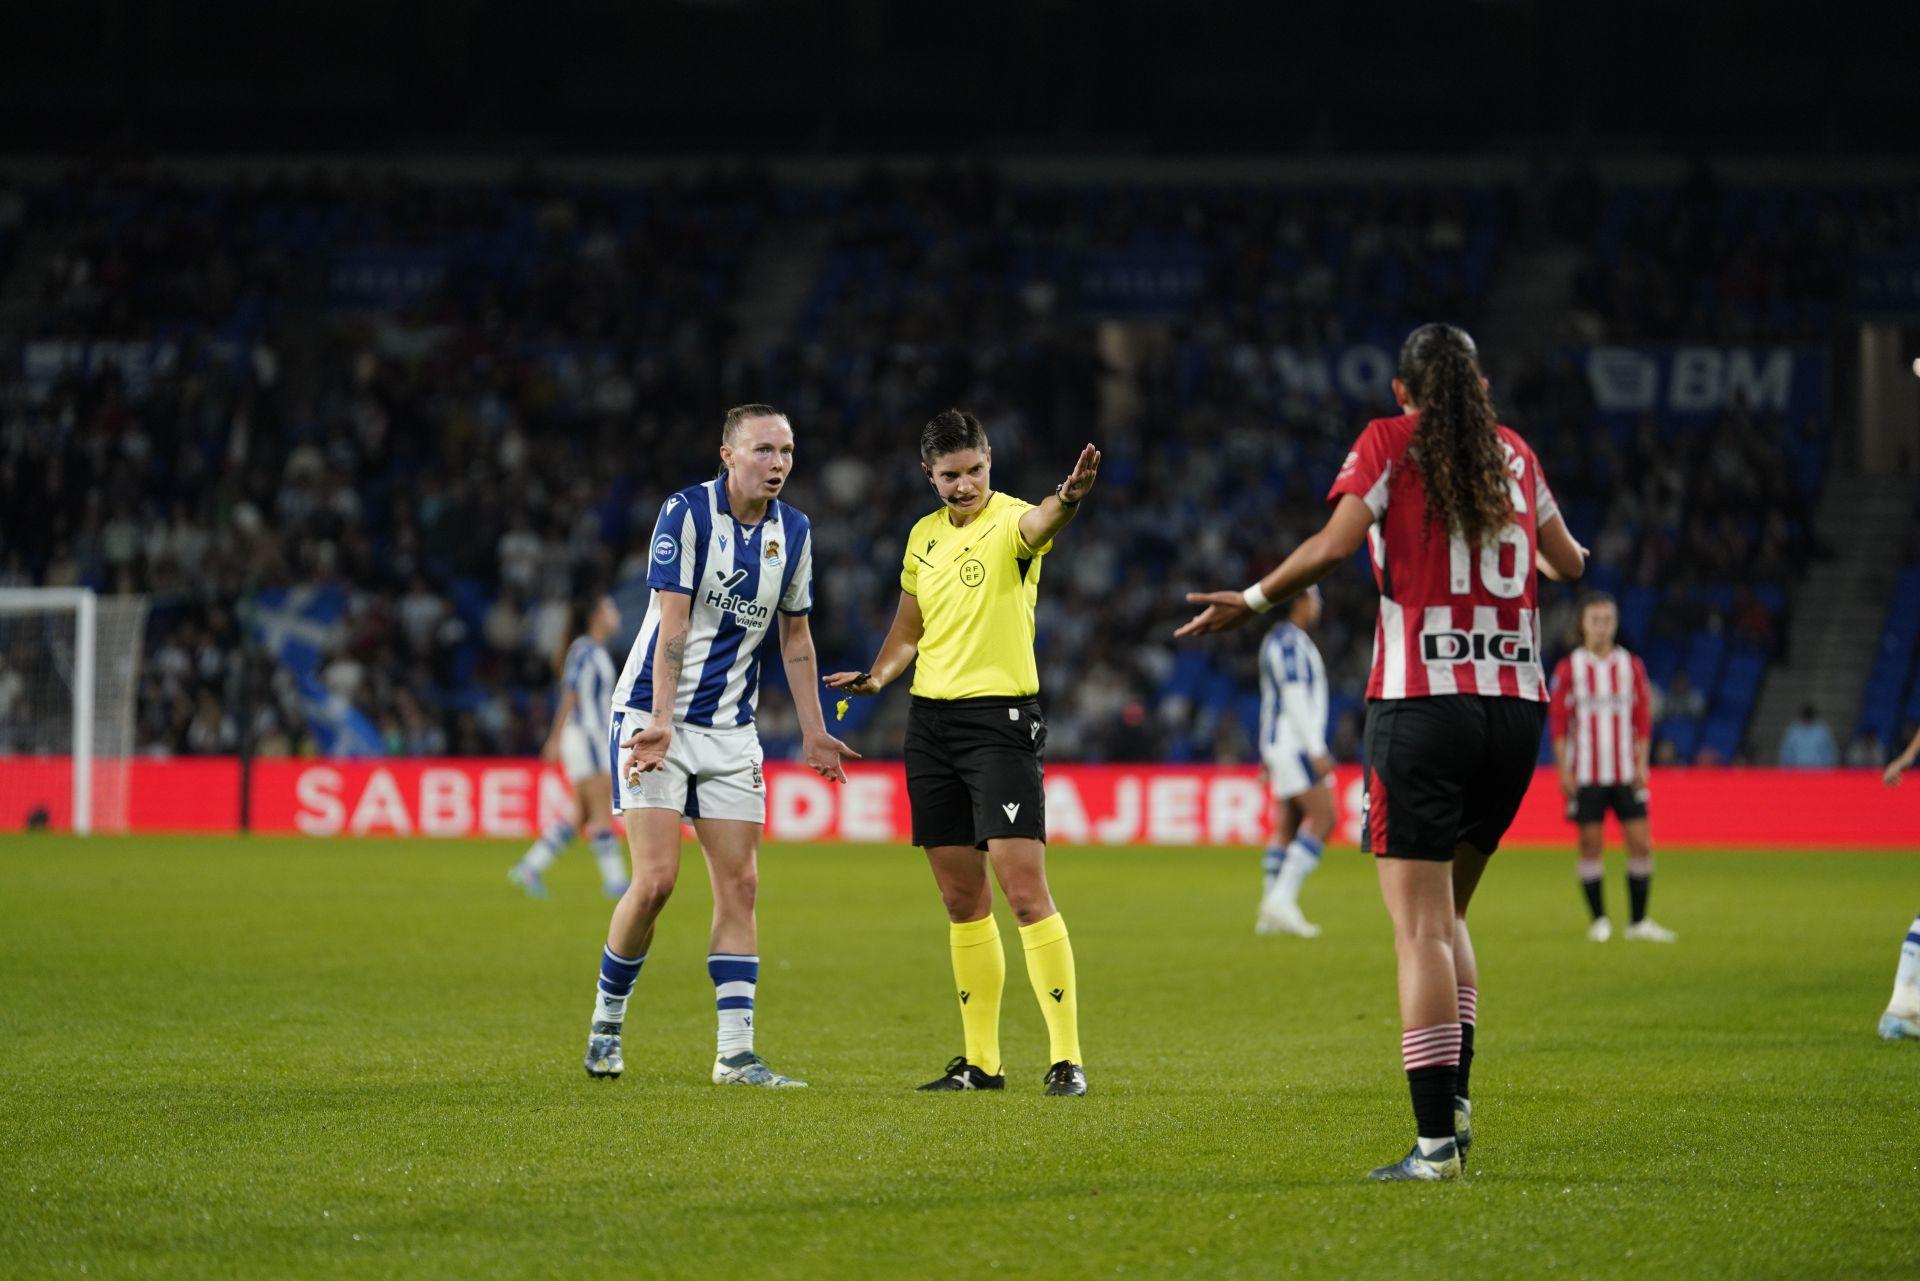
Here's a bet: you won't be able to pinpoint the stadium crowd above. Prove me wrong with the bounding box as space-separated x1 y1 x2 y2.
0 164 1880 764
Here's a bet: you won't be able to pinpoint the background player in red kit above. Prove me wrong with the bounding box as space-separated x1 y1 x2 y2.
1179 323 1587 1181
1549 594 1677 944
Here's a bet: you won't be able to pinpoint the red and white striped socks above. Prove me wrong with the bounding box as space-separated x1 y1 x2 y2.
1401 1023 1463 1071
1403 1020 1464 1148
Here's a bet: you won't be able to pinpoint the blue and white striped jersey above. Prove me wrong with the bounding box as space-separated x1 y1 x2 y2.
562 635 616 738
612 478 814 728
1258 621 1329 762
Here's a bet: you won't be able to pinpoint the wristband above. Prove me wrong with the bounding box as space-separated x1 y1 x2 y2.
1242 582 1275 614
1054 482 1080 507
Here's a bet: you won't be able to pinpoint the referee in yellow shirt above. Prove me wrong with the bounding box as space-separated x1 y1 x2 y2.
827 409 1100 1096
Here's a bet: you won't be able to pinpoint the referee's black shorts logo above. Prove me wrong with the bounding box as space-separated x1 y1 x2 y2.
905 696 1047 849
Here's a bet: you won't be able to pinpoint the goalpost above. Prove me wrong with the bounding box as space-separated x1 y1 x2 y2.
0 588 149 834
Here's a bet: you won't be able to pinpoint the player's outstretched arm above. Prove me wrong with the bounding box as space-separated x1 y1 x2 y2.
1176 494 1374 638
541 689 577 765
1537 514 1589 583
825 590 926 699
1018 442 1101 552
779 612 861 783
1886 726 1920 787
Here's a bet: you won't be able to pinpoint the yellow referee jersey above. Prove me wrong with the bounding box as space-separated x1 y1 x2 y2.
900 491 1053 700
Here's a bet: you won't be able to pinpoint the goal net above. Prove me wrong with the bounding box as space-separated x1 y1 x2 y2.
0 589 149 834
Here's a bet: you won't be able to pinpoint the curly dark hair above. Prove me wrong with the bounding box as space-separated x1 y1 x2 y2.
1398 324 1512 549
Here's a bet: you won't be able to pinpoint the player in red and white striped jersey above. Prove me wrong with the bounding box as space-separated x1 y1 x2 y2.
1178 324 1588 1181
1548 595 1676 943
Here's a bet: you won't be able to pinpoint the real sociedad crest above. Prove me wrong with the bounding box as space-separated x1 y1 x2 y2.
764 536 783 568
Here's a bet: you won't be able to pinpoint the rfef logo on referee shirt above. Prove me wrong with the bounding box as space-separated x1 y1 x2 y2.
960 559 986 587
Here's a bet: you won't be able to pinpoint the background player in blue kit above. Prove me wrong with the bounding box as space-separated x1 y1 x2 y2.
509 594 629 899
1255 586 1335 938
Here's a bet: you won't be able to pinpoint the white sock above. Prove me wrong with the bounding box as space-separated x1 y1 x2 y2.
709 953 758 1057
1261 844 1285 892
521 820 575 873
1272 832 1325 911
588 827 626 887
1416 1135 1453 1157
1890 915 1920 1015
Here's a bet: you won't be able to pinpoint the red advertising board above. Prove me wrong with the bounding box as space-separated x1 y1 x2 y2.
7 756 1915 849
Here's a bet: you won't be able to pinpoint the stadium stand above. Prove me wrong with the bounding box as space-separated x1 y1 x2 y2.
0 166 1896 765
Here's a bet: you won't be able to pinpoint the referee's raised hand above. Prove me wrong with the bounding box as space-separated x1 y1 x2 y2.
1060 442 1102 504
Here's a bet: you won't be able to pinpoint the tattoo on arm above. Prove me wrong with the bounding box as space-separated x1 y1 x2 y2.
660 626 687 695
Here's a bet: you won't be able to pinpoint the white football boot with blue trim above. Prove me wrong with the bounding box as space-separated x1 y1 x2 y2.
713 1051 807 1087
584 1023 623 1078
1367 1139 1462 1182
1877 1010 1920 1041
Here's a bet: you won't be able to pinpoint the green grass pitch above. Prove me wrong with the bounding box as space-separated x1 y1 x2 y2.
3 834 1917 1279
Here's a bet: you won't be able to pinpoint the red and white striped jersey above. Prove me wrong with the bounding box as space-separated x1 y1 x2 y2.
1548 646 1652 786
1326 412 1559 702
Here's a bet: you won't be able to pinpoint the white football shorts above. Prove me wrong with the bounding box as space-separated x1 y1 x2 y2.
1263 747 1324 802
609 708 766 824
558 721 607 783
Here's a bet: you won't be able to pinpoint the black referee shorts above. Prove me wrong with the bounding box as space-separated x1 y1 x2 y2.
1360 695 1546 861
1570 783 1649 825
905 695 1048 850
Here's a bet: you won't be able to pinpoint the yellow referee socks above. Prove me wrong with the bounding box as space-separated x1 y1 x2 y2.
948 915 1006 1076
1018 912 1082 1066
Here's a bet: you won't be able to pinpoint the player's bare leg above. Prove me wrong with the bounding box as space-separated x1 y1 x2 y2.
1619 818 1675 941
1370 855 1463 1180
694 817 803 1087
920 845 1007 1090
1576 822 1610 940
1260 783 1333 937
585 808 684 1078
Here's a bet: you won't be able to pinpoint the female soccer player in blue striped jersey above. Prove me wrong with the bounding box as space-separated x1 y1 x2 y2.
585 405 860 1088
510 595 629 898
1255 586 1334 938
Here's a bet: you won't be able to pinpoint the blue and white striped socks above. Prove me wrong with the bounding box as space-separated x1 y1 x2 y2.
1272 832 1324 910
588 828 627 891
522 820 576 874
709 953 758 1056
594 945 646 1026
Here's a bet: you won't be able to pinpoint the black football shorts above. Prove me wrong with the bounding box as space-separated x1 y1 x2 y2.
1570 783 1649 825
1360 695 1546 861
905 696 1048 850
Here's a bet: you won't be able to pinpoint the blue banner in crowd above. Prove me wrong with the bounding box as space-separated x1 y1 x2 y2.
1074 248 1213 317
20 339 180 397
1580 344 1830 425
326 247 449 310
1854 252 1920 318
1173 341 1831 423
246 584 382 757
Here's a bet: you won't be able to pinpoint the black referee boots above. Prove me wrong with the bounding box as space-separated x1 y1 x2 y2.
1042 1060 1088 1097
917 1056 1005 1091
